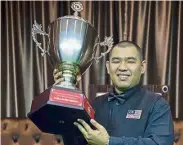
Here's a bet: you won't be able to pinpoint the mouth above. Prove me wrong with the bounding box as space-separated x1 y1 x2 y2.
117 74 131 81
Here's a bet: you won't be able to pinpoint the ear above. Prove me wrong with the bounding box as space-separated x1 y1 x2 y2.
141 60 147 74
106 61 110 74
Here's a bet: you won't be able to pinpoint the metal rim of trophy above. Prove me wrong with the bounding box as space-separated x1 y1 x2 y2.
49 15 97 32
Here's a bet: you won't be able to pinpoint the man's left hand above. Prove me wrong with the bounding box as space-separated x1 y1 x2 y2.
74 119 109 145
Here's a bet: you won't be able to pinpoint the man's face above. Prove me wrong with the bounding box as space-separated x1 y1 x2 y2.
106 45 146 92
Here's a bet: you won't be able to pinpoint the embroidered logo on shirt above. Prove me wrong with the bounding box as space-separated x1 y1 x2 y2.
126 110 142 119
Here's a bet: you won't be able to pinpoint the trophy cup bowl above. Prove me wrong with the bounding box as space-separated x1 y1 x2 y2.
48 15 98 87
27 2 113 143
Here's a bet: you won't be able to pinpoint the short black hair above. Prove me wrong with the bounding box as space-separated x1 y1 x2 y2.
109 40 143 61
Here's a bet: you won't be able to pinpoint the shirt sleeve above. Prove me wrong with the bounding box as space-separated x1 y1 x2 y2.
109 98 174 145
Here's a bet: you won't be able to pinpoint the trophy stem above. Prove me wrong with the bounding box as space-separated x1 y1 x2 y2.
56 62 80 89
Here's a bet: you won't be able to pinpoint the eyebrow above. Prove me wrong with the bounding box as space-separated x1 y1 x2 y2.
127 57 137 60
111 57 137 60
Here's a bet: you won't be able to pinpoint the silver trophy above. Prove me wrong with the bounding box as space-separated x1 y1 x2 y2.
28 1 113 139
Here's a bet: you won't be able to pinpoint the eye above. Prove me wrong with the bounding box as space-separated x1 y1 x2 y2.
112 59 120 63
127 60 135 63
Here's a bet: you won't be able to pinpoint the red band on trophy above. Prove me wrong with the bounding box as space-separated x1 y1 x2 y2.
49 88 83 107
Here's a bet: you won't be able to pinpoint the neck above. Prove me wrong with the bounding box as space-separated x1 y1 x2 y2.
114 87 127 94
114 84 139 94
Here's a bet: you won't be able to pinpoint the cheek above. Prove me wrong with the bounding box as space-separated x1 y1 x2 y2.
109 64 118 73
131 69 142 79
128 65 141 75
109 68 118 80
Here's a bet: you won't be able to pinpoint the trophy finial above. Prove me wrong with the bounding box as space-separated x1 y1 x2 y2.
71 2 83 17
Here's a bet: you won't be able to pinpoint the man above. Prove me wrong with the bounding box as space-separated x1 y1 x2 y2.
54 41 174 145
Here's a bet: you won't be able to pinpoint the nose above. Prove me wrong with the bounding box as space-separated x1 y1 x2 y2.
118 61 128 71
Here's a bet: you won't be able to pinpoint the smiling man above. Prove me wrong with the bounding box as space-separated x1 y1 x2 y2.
106 41 145 92
73 41 174 145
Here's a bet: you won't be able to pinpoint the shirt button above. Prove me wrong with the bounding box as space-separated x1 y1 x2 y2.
116 102 119 105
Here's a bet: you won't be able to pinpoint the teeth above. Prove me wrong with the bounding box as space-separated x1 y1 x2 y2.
117 74 129 80
118 74 129 76
119 75 128 78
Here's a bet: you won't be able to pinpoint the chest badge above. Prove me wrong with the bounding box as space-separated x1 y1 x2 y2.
126 110 142 119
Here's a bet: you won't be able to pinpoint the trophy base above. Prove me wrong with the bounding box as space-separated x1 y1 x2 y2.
27 86 95 137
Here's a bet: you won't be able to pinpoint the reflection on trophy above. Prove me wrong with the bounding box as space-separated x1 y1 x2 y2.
27 1 113 138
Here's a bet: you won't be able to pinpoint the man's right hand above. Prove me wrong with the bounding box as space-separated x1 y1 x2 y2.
53 69 81 85
53 69 64 85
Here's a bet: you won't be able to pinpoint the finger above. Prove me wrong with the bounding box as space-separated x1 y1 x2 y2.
76 75 81 82
53 69 58 76
77 119 92 132
74 122 88 138
53 78 64 85
54 72 62 81
90 119 104 131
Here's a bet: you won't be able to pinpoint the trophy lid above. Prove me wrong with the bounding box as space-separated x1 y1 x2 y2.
49 2 96 31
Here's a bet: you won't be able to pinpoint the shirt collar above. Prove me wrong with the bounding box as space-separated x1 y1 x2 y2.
108 84 141 104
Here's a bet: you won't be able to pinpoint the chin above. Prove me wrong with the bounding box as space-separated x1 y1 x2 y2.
117 83 130 89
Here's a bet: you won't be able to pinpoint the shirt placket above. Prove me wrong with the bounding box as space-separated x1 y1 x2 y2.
107 101 115 135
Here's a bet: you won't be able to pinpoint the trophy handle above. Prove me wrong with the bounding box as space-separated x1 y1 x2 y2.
93 36 114 62
32 20 50 56
78 36 113 79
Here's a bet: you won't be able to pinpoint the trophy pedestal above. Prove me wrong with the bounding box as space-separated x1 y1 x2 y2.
27 86 95 137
